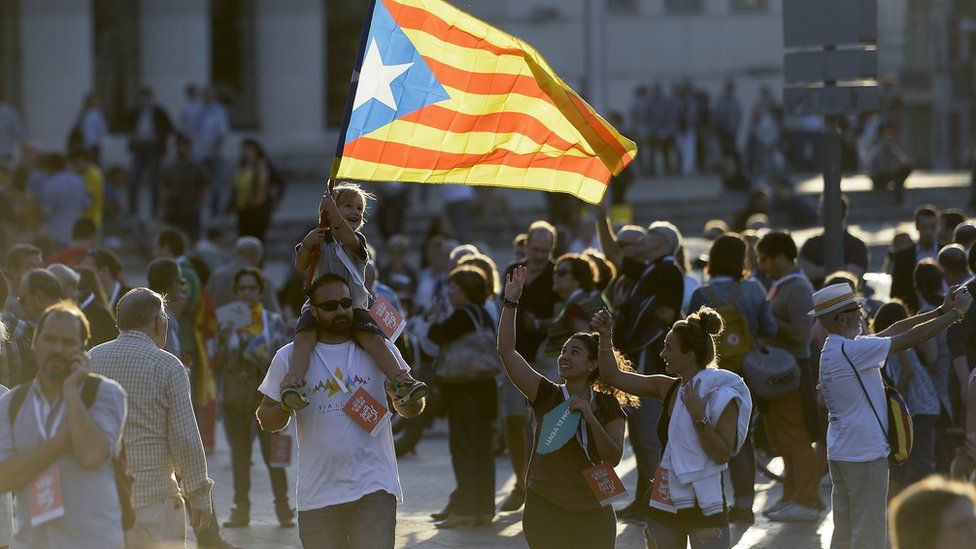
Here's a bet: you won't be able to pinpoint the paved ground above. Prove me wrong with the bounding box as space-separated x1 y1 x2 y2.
194 419 835 549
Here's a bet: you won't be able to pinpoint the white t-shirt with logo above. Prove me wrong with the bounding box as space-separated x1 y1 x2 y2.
259 342 403 511
819 334 891 462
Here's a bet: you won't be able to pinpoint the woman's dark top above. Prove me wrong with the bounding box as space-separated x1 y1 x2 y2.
649 378 728 528
527 379 625 512
426 304 491 345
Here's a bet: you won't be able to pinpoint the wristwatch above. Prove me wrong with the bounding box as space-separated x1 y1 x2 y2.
694 416 710 430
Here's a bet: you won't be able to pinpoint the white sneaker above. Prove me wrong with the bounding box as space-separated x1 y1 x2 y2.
767 503 820 523
762 498 791 517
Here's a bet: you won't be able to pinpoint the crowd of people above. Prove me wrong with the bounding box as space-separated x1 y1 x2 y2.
3 86 976 549
624 76 918 206
0 84 285 259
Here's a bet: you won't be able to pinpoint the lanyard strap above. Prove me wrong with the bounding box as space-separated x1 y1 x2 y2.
561 385 595 464
33 392 65 441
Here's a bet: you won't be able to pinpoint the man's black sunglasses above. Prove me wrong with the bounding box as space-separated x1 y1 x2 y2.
312 298 353 312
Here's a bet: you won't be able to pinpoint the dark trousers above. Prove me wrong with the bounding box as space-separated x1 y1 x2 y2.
444 199 472 243
442 379 497 517
626 396 662 503
129 142 160 216
223 405 288 507
376 187 410 240
650 136 676 175
728 437 755 509
298 491 396 549
202 157 225 217
164 213 202 242
522 489 616 549
645 512 731 549
893 414 937 487
236 202 273 241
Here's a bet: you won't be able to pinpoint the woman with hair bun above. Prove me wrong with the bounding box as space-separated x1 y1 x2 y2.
499 265 636 548
594 306 753 549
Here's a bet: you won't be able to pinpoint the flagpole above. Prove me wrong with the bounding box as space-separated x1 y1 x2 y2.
307 0 377 292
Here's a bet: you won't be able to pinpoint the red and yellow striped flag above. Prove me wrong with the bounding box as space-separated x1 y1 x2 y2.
331 0 637 204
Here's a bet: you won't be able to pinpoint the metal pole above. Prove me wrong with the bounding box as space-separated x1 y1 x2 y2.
822 116 844 274
585 0 607 114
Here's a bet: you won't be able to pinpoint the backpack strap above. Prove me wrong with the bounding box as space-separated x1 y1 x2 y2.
81 375 104 409
7 382 31 425
9 375 105 426
729 281 742 303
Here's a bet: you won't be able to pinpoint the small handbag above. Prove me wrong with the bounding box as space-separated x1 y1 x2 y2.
743 343 800 400
841 344 914 465
436 306 502 383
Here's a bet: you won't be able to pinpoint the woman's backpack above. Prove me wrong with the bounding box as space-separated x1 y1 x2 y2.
705 283 754 374
436 305 501 383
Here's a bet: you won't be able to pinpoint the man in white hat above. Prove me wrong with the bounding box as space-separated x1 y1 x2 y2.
814 282 972 549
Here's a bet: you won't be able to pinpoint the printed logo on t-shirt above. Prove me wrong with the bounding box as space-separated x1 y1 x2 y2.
307 367 372 397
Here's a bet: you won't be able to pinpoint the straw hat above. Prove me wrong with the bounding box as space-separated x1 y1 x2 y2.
808 283 865 317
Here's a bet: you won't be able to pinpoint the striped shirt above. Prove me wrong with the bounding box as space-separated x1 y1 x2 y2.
89 331 213 509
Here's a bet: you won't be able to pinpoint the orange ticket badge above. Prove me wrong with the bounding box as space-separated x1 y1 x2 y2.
343 387 390 436
30 464 65 527
369 296 407 341
269 433 293 468
582 461 627 507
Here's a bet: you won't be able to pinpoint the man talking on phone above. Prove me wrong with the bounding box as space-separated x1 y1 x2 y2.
0 302 127 548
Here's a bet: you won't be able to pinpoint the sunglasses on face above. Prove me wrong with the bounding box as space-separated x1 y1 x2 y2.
312 297 354 312
555 269 571 277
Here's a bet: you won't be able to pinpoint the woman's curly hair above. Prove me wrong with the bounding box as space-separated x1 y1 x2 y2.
567 332 640 408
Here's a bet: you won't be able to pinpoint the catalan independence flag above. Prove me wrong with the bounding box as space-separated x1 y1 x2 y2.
331 0 637 204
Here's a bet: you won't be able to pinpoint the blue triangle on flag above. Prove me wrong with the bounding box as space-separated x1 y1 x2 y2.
343 0 451 145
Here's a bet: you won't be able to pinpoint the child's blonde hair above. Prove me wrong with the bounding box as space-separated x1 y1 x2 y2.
332 182 376 225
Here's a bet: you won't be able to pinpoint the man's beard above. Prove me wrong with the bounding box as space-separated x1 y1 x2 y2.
321 316 352 336
41 355 72 384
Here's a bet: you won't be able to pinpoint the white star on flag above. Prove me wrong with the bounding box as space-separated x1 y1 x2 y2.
352 38 414 111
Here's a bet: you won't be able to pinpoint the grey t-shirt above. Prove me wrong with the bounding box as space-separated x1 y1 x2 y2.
767 273 815 359
0 378 127 549
298 231 371 310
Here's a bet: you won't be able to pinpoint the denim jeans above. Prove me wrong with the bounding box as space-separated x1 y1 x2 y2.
297 491 396 549
645 512 730 549
522 490 616 549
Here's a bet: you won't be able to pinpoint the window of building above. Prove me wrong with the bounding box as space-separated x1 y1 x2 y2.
211 0 258 129
730 0 768 12
325 0 367 129
93 0 140 132
664 0 704 14
0 0 20 109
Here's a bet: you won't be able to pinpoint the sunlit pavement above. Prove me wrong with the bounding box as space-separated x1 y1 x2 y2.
199 420 835 548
